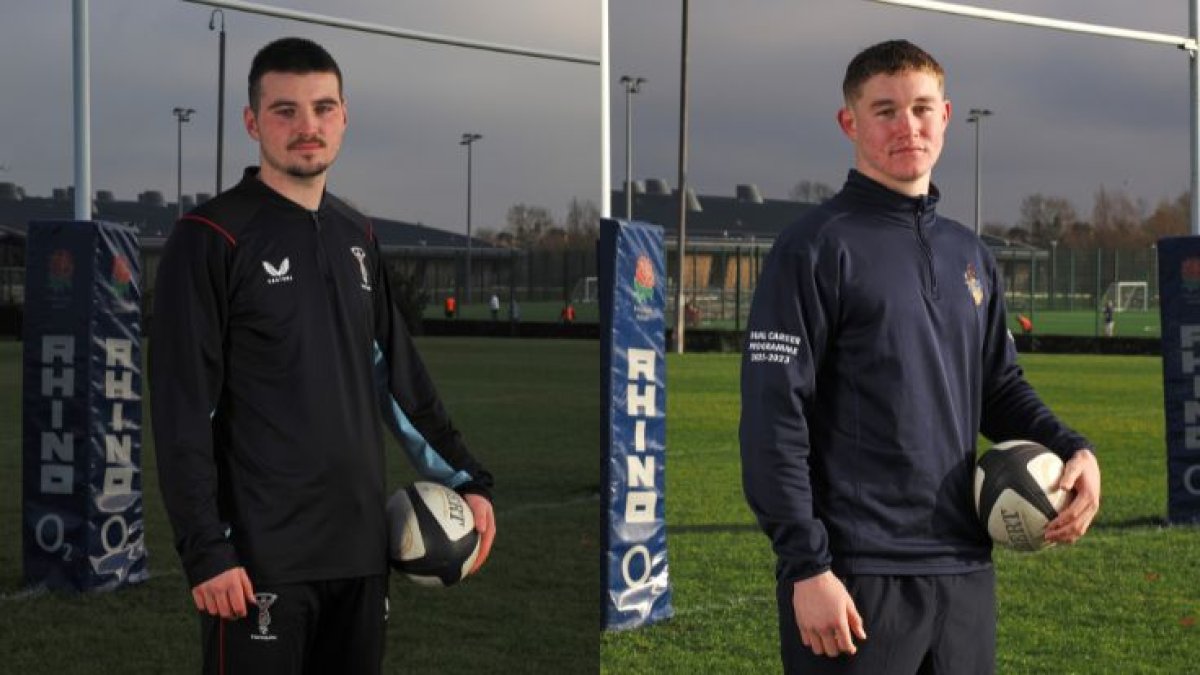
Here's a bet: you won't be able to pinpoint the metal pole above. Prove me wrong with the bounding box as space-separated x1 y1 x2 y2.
210 9 226 193
620 76 645 220
673 0 690 355
73 0 91 220
177 114 183 220
972 119 981 234
624 79 632 219
182 0 600 65
174 107 195 220
461 132 482 306
966 108 991 235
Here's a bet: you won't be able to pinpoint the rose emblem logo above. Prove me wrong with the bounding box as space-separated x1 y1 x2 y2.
633 255 655 303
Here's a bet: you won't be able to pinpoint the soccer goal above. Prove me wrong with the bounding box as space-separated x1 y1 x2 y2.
571 276 599 303
1102 281 1149 312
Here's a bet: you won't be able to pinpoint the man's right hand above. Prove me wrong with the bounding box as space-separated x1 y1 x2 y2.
791 571 867 657
192 566 257 620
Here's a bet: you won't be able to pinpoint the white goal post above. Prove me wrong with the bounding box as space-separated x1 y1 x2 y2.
571 276 600 303
1103 281 1149 312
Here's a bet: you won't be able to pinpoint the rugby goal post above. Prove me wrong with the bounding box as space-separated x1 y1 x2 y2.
1103 281 1149 312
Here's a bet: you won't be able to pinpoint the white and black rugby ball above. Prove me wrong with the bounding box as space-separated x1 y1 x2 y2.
386 482 480 586
974 440 1070 552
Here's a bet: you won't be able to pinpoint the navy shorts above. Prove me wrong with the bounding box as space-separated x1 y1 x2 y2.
201 575 389 675
776 569 996 675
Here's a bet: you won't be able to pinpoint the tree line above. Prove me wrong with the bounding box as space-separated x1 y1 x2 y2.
788 179 1186 251
986 187 1187 250
475 198 600 251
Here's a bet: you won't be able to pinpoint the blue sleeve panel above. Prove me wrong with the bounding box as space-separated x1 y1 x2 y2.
372 342 471 489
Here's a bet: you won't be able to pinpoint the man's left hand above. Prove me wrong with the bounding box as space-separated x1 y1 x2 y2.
463 493 495 575
1044 448 1101 545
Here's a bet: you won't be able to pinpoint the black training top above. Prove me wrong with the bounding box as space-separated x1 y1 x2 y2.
151 167 492 588
740 170 1089 583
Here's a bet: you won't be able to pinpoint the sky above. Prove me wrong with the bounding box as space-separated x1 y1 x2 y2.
0 1 1192 234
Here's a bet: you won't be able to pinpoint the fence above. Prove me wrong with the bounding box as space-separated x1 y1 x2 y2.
0 241 1164 337
657 241 1160 337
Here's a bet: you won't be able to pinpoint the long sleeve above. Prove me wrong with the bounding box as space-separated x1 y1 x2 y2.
979 257 1091 458
149 218 238 588
370 243 493 498
739 235 837 582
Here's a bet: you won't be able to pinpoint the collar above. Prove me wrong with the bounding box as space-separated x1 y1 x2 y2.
237 166 328 214
836 169 940 226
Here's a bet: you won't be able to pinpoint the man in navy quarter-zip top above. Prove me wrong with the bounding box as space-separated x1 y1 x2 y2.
740 39 1100 674
151 37 495 675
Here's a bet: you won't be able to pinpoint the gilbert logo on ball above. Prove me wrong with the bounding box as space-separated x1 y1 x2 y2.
974 440 1070 552
386 482 480 587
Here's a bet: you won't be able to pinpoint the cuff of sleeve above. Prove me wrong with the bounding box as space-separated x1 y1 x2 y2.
182 541 239 589
455 479 493 502
775 557 831 584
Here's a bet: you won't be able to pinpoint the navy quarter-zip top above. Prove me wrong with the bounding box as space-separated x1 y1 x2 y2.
739 170 1090 583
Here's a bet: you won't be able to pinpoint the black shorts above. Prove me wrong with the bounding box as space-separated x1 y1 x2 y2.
776 569 996 675
201 575 388 675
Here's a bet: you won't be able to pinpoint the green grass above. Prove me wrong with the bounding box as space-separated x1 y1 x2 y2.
1009 309 1160 338
601 352 1200 674
694 308 1162 338
0 338 599 674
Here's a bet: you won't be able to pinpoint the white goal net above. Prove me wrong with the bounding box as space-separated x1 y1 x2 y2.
1102 281 1149 312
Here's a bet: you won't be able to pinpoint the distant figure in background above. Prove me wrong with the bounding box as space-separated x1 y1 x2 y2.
509 296 521 323
561 303 576 324
444 295 457 319
1103 300 1115 337
1018 313 1034 334
489 293 500 321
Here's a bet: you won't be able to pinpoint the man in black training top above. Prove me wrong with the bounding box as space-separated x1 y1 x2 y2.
151 37 496 674
740 39 1100 674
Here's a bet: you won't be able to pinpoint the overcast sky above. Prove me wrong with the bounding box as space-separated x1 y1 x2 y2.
0 1 1191 233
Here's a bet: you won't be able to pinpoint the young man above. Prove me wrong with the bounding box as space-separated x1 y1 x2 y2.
151 37 496 674
740 40 1100 674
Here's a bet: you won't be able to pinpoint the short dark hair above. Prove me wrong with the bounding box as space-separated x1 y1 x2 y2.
248 37 343 110
842 39 944 104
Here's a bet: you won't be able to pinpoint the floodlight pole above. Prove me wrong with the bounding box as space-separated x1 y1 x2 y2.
674 0 690 355
173 107 196 220
966 108 991 236
865 0 1200 235
209 9 226 193
620 75 645 220
461 133 482 306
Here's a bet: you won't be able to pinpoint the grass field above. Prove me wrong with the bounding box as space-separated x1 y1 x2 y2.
1007 309 1160 338
601 352 1199 674
0 338 599 674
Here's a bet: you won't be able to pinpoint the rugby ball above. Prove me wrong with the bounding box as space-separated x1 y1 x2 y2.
974 440 1070 552
386 482 480 586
